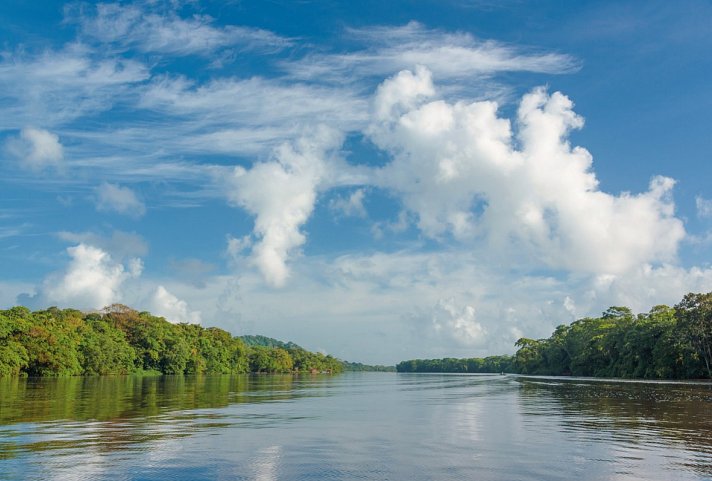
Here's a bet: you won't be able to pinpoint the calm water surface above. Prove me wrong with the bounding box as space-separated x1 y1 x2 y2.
1 373 711 480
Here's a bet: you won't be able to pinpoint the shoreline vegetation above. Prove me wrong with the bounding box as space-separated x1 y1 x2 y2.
397 292 712 380
3 291 710 380
0 304 393 377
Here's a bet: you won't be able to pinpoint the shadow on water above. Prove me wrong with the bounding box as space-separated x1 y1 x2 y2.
0 374 333 459
516 376 712 476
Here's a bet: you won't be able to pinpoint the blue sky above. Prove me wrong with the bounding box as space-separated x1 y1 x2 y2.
1 0 711 364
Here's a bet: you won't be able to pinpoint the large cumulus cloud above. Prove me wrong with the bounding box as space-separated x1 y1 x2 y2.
370 67 685 276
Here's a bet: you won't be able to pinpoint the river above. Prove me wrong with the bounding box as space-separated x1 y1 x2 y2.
1 373 711 480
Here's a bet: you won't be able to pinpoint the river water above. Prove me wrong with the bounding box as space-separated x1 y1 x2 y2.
1 373 711 480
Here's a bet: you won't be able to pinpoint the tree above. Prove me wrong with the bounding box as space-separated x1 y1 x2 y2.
0 307 31 376
249 346 294 373
675 292 712 378
20 308 83 377
160 335 192 374
514 338 544 374
79 319 137 375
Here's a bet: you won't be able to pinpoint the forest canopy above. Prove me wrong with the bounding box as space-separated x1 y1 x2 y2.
0 304 349 377
397 292 712 379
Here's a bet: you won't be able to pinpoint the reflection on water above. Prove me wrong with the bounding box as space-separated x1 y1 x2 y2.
1 373 711 481
0 374 318 424
0 375 325 459
517 377 712 478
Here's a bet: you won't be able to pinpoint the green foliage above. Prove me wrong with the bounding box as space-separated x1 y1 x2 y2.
510 293 712 379
341 361 395 372
0 307 31 376
249 346 293 373
79 319 137 375
675 292 712 378
288 347 342 373
20 308 83 377
398 292 712 380
0 305 346 377
239 335 302 350
509 299 710 379
396 355 514 373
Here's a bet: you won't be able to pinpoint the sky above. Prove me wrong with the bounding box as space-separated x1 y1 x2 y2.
1 0 712 365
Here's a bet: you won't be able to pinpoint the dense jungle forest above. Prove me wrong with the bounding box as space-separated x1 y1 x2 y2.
0 304 346 377
397 292 712 379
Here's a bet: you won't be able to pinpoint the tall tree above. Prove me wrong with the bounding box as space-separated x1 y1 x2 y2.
676 292 712 378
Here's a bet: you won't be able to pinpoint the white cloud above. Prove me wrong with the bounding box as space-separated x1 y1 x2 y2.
5 127 64 171
431 298 487 347
225 126 347 286
149 285 201 324
106 21 576 168
75 3 292 56
226 234 253 259
0 223 29 240
42 243 142 310
180 249 712 364
329 188 368 218
139 75 368 156
2 8 708 366
371 210 411 239
696 196 712 219
0 17 578 193
0 45 149 129
563 296 577 317
283 21 577 86
95 182 146 218
369 68 685 276
582 263 712 314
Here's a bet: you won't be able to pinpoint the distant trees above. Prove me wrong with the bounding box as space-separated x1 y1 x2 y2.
397 291 712 380
341 361 396 372
396 355 514 374
0 305 344 377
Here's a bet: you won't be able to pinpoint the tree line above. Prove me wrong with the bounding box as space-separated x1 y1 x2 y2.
396 355 514 373
0 304 345 377
397 292 712 379
238 335 395 372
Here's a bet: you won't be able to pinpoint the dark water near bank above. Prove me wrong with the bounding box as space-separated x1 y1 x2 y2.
1 373 711 480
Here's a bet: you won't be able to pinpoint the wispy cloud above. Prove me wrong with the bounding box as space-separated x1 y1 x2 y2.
71 2 293 56
0 15 576 197
0 44 149 129
138 75 368 155
696 196 712 219
282 21 578 86
5 3 709 364
0 223 30 240
94 182 146 218
329 188 368 218
5 127 64 172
